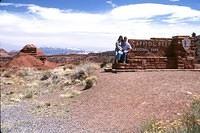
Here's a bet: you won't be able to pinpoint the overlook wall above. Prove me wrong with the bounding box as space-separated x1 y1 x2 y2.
113 36 196 69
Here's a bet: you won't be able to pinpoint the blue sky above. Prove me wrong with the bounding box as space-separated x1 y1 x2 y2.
0 0 200 51
1 0 200 11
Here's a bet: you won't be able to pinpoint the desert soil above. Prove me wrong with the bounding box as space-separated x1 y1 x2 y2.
1 70 200 133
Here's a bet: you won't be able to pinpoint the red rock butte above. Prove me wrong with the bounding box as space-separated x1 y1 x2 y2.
19 44 44 56
3 44 57 69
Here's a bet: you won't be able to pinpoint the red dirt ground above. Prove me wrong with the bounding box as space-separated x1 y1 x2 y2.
68 71 200 132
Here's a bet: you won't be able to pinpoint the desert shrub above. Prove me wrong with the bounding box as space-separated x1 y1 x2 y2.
190 97 200 119
80 63 99 75
23 86 40 99
24 90 33 99
6 91 14 95
52 75 58 80
17 69 29 77
140 119 166 133
140 97 200 133
45 102 51 107
64 69 73 77
40 71 51 80
2 70 13 78
63 64 74 70
100 56 114 68
60 90 81 98
178 97 200 133
73 61 82 66
83 76 97 90
70 90 81 98
71 63 99 81
2 72 12 78
72 69 88 81
84 79 93 90
100 61 107 68
63 80 73 86
180 112 200 133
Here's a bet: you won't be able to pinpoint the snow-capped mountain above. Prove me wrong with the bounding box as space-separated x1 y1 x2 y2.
40 47 89 55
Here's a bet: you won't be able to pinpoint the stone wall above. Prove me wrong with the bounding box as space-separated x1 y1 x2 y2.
195 35 200 63
172 36 196 69
113 36 196 69
128 38 172 57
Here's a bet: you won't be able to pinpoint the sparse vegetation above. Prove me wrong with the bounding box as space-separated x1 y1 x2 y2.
140 96 200 133
83 76 97 90
1 62 99 105
100 60 113 68
72 69 88 80
60 90 81 98
2 70 13 78
0 62 99 121
40 71 51 80
24 90 33 99
71 62 99 81
100 61 107 68
17 68 32 77
63 64 74 70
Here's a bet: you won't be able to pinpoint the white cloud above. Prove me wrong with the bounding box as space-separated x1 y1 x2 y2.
106 0 117 8
0 3 200 51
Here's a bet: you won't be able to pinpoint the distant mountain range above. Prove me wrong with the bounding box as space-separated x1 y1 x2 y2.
39 47 89 55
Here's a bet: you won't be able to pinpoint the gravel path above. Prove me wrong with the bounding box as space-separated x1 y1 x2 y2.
1 71 200 132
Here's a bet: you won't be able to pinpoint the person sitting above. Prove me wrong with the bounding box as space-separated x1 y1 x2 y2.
121 36 132 63
115 35 123 63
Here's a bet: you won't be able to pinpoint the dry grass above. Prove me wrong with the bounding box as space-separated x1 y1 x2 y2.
140 96 200 133
1 63 99 118
71 62 99 81
1 62 99 105
23 90 34 99
83 76 97 90
60 90 81 98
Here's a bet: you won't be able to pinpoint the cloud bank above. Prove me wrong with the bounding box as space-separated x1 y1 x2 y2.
0 3 200 51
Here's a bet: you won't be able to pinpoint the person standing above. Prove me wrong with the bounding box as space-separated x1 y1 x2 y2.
115 35 123 63
121 36 132 63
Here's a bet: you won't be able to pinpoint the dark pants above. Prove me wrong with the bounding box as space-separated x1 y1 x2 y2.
121 52 128 63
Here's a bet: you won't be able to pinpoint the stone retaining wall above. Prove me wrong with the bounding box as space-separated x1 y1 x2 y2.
113 36 196 69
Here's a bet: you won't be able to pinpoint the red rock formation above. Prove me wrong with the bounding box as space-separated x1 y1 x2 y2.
5 54 57 69
2 44 57 69
0 48 10 57
0 48 12 67
19 44 44 56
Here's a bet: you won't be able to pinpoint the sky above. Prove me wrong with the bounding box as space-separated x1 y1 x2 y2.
0 0 200 51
